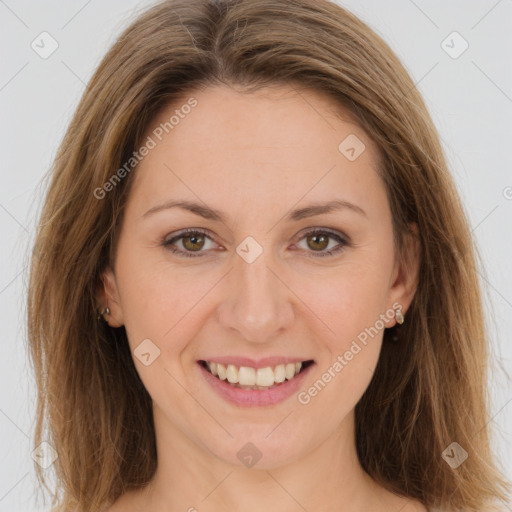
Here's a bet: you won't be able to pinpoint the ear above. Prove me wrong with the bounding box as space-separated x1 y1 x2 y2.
387 222 421 326
96 266 124 327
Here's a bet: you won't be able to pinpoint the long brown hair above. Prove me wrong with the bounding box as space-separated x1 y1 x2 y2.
26 0 511 510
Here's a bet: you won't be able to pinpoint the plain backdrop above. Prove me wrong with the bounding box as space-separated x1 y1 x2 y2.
1 1 511 510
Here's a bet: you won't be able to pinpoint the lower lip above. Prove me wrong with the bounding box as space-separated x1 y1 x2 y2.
199 362 314 407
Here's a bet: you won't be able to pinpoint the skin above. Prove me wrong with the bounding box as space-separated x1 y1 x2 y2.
99 83 424 512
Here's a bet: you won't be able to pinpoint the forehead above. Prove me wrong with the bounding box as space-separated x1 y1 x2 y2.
128 84 386 221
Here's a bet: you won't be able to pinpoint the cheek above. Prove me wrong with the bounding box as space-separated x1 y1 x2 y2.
297 269 388 418
292 245 393 410
302 341 381 425
114 244 205 350
295 255 393 348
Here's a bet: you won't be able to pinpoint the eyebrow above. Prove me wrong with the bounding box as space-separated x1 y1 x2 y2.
141 199 367 222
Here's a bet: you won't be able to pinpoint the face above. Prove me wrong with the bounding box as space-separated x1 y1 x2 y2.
100 84 418 469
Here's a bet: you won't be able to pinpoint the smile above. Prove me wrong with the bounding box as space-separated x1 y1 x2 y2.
201 360 312 389
198 359 315 406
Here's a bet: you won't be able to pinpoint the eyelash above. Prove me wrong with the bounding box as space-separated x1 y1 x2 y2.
162 228 349 259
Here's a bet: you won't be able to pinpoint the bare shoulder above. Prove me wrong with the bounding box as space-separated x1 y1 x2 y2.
377 489 428 512
50 507 114 512
399 499 428 511
101 489 141 512
53 501 122 512
425 505 511 512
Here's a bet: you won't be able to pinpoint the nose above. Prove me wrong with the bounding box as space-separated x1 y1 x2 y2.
216 250 295 344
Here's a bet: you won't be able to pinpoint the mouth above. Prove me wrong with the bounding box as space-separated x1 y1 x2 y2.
199 359 315 390
197 358 315 407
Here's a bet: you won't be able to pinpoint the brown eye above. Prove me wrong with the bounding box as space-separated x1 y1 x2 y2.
182 234 205 251
306 233 329 251
163 229 217 258
295 229 348 258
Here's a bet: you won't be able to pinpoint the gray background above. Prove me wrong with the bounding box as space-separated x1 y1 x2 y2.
1 1 511 510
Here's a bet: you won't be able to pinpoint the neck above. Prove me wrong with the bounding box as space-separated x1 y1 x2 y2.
138 405 384 512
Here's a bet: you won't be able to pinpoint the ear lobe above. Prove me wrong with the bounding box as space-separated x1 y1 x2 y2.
388 222 421 319
97 267 124 327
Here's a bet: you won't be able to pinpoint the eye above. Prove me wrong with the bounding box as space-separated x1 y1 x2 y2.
163 228 218 258
162 227 349 259
294 228 348 258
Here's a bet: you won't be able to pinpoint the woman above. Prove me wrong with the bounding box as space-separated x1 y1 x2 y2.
27 0 511 511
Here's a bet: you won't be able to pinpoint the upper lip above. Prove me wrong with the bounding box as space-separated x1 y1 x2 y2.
199 356 313 369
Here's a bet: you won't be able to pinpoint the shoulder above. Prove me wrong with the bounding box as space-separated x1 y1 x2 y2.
405 501 428 512
49 507 111 512
426 506 510 512
384 495 427 511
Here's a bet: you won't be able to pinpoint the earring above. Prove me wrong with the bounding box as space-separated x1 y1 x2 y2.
395 308 404 325
97 307 110 321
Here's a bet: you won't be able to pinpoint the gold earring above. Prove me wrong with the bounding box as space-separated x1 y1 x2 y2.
395 308 404 325
97 307 110 321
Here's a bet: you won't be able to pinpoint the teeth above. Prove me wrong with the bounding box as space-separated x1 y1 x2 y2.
226 364 238 383
207 362 218 376
238 366 256 386
285 363 296 380
274 364 286 383
204 361 304 388
256 367 274 387
217 363 227 380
